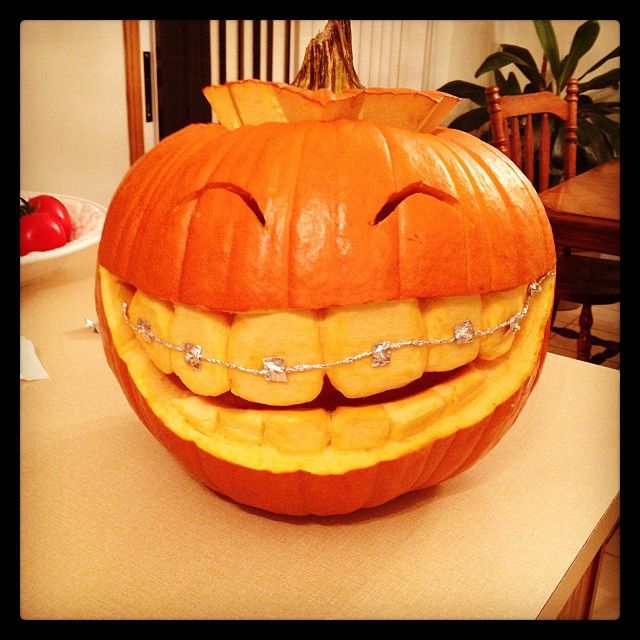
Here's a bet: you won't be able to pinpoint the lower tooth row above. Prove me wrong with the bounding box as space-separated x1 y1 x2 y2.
126 284 527 406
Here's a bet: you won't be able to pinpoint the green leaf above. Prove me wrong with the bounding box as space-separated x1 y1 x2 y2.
494 68 509 94
577 117 613 166
500 44 546 87
475 51 532 78
500 44 539 72
493 69 521 96
505 71 522 95
447 107 489 133
578 46 620 80
584 113 620 156
437 80 487 106
579 101 620 115
578 68 620 93
557 20 600 91
534 20 561 82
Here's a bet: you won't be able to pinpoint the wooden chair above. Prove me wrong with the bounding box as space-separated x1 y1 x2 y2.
486 81 620 364
486 80 579 191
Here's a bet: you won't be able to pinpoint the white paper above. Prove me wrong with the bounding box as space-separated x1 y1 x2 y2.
20 336 49 380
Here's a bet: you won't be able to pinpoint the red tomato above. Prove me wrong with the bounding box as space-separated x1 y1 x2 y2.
20 211 67 256
25 195 73 241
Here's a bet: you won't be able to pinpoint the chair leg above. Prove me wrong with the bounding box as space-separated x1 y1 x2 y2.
577 304 593 361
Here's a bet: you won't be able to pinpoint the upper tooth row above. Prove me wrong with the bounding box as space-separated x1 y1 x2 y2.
125 283 531 405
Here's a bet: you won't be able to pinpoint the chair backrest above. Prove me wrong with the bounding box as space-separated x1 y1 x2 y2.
485 79 579 192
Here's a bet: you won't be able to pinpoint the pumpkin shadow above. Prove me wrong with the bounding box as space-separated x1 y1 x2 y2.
235 484 442 526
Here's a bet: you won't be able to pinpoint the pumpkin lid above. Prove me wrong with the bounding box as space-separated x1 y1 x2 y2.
203 80 461 134
98 116 555 312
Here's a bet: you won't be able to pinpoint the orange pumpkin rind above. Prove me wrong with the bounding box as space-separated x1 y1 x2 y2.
97 79 556 516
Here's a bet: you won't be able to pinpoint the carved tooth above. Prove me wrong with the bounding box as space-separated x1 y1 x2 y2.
420 295 482 371
169 303 231 396
227 309 324 406
128 290 174 374
479 285 527 360
330 405 391 450
263 409 330 453
320 299 427 398
384 389 446 441
171 396 219 436
218 407 264 444
435 367 487 413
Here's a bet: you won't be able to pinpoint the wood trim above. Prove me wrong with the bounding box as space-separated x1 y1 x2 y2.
123 20 145 165
485 86 509 155
564 78 579 180
545 211 620 255
500 91 569 120
556 547 604 619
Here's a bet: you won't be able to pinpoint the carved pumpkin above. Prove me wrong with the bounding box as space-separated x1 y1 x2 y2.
96 26 555 516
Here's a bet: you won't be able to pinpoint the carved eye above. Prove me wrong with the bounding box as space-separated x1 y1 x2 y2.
196 181 267 227
371 181 458 226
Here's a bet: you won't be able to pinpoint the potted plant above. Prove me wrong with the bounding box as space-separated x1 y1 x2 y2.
438 20 619 181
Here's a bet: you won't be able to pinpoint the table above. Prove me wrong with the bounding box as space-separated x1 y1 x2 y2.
20 251 620 620
539 159 620 255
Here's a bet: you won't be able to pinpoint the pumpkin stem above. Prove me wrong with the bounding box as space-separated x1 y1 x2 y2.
292 20 364 93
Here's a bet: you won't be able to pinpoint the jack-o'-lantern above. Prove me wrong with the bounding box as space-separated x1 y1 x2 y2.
96 22 555 515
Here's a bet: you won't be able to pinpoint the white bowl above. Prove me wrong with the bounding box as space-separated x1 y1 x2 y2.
20 191 107 286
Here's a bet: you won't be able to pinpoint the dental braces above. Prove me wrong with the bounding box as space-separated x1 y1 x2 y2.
122 270 554 383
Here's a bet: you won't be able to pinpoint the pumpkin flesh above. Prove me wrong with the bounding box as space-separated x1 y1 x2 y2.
98 265 554 475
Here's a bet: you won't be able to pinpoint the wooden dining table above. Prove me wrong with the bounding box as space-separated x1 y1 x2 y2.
539 159 620 255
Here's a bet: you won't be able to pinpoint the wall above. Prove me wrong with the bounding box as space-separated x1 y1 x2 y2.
20 20 130 208
20 20 619 202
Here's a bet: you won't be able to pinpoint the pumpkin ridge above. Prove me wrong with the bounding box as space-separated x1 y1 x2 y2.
437 415 488 482
175 128 245 302
436 129 554 286
430 134 498 294
451 139 527 291
362 447 383 508
101 126 205 273
430 133 499 293
423 132 474 292
287 121 316 308
428 426 465 485
200 127 276 306
411 440 435 489
374 123 402 298
126 128 222 296
360 121 402 302
435 132 530 292
480 141 557 269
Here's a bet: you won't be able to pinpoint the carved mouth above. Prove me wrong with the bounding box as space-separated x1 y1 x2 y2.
99 266 554 473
